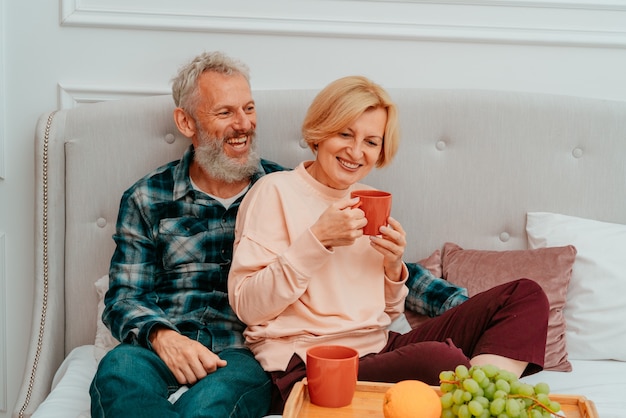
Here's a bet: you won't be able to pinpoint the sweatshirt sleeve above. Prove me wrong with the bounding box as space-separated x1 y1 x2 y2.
383 263 409 321
228 177 331 325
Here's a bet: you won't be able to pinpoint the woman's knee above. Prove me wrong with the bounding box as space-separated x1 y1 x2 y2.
512 278 549 312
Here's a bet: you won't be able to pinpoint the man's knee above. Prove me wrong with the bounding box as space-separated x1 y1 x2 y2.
97 344 142 374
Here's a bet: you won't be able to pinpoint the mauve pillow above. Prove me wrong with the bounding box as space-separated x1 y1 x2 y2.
441 242 576 372
417 249 442 278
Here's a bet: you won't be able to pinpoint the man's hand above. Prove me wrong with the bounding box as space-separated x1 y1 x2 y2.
149 327 227 385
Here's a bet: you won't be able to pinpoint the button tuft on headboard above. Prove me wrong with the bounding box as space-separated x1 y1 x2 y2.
96 218 107 228
499 232 511 242
164 133 176 144
572 147 584 158
436 140 447 151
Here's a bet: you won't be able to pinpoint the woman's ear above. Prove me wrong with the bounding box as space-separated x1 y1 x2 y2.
173 107 196 139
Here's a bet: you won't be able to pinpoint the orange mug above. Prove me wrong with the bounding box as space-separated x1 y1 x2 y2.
351 190 392 235
306 345 359 408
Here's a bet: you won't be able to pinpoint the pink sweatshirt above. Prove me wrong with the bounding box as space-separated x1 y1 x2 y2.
228 162 408 372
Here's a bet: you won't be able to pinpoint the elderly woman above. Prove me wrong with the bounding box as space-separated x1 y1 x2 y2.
228 75 549 413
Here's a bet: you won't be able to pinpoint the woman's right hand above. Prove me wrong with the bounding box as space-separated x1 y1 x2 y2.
310 197 367 249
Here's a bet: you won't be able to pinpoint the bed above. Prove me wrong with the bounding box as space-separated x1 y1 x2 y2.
15 89 626 417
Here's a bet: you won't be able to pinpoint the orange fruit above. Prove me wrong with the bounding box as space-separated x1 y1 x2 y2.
382 380 442 418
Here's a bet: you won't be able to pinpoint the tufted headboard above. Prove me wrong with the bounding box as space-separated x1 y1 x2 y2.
15 89 626 417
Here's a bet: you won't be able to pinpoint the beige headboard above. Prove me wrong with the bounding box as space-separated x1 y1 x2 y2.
15 89 626 417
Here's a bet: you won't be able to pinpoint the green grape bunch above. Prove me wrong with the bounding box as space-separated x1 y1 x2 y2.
439 364 564 418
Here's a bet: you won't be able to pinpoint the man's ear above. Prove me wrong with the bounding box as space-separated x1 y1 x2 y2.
173 107 196 139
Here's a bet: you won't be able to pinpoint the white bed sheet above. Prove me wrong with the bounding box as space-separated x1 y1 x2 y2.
521 360 626 417
33 345 624 418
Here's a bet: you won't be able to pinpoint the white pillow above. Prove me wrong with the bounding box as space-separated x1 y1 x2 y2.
31 345 97 418
94 275 119 360
526 212 626 361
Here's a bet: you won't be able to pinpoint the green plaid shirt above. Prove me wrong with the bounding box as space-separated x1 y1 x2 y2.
104 145 285 352
404 263 468 317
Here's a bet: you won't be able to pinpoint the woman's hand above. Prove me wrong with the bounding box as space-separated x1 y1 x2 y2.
369 216 406 282
310 197 367 249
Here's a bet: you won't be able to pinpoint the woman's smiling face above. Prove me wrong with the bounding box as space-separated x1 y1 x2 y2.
308 107 387 190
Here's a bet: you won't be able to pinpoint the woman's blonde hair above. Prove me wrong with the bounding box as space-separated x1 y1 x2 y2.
301 76 400 168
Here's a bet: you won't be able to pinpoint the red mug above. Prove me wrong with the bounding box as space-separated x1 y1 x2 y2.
351 190 392 235
306 345 359 408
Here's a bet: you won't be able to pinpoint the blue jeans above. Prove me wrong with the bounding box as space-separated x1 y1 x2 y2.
90 344 271 418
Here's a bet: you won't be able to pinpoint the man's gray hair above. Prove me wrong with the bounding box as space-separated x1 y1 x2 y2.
171 51 250 114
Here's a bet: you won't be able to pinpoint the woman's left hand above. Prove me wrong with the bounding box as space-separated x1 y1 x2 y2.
370 216 406 282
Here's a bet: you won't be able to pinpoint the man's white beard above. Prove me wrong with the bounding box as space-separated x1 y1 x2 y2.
194 129 260 183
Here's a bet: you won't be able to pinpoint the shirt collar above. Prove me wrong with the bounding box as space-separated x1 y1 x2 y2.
172 145 196 201
172 144 269 201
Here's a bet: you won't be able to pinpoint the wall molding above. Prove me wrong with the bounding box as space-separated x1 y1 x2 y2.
0 233 6 411
58 84 169 108
60 0 626 48
0 0 6 180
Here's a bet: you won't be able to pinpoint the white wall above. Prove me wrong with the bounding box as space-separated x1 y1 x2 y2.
1 0 7 407
1 0 625 416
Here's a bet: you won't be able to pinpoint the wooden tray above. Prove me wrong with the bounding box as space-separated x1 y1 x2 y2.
283 380 599 418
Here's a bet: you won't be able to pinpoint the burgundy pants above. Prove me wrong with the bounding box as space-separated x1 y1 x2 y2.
269 278 549 413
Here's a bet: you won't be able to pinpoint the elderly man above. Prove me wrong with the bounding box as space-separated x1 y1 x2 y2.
89 51 284 418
